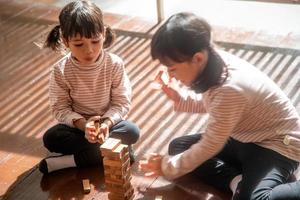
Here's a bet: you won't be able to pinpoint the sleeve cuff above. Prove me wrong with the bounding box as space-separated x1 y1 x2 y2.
161 154 183 180
102 113 122 126
66 113 85 127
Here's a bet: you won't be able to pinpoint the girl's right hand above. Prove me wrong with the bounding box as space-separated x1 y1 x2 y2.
161 84 181 103
85 116 101 143
153 70 181 103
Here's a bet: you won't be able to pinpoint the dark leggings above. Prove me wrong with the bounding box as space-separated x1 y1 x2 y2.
168 134 300 200
43 120 140 168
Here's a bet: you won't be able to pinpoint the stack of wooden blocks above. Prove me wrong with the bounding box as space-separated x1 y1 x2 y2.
100 138 134 200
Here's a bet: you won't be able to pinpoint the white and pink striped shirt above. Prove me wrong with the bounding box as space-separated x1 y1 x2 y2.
49 51 131 127
162 50 300 180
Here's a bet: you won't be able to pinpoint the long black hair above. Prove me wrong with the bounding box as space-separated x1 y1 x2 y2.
151 12 227 93
44 0 115 51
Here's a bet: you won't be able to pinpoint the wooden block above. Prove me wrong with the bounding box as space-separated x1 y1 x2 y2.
94 120 100 134
108 174 123 180
95 120 110 144
103 156 130 168
107 192 125 200
103 149 129 162
98 134 105 144
106 184 133 194
155 195 163 200
100 138 121 153
82 179 91 194
115 145 129 159
103 144 128 160
120 152 129 162
103 157 123 167
160 71 169 85
154 70 169 85
113 144 129 156
105 175 132 185
105 171 131 184
103 160 130 178
106 181 132 192
86 120 106 144
109 161 130 172
105 174 122 182
104 166 131 176
101 150 116 158
104 166 130 177
106 152 129 163
106 186 132 194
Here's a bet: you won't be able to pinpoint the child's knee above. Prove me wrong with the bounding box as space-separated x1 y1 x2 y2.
124 122 140 144
43 128 59 151
112 124 140 144
168 138 182 155
127 127 140 144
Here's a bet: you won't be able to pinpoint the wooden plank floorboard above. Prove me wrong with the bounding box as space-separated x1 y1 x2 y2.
0 1 299 200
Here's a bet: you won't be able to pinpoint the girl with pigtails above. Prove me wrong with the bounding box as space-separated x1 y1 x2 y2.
39 0 139 174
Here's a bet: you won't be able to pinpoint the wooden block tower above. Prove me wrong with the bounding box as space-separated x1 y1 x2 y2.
100 138 134 200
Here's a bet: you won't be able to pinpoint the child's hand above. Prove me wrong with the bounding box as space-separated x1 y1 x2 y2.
161 83 181 103
97 122 109 143
139 153 163 177
151 70 169 90
152 71 181 103
85 116 101 143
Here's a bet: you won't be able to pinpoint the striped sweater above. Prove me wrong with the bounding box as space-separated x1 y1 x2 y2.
162 50 300 180
49 51 131 127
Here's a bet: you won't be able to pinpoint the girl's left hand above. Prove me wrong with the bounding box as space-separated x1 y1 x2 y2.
138 153 164 177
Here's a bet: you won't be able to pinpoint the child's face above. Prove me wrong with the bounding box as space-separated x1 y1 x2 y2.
162 51 208 86
65 33 104 65
164 61 197 86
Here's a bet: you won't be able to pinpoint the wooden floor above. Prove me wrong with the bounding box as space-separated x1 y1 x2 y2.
0 1 299 200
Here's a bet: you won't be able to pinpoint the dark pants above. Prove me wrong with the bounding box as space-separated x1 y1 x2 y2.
43 120 140 168
168 134 300 200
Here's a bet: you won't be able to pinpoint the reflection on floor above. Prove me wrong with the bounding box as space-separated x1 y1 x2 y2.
0 1 299 200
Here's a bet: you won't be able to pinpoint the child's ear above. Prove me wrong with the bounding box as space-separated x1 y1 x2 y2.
192 51 208 74
192 52 205 65
62 38 69 48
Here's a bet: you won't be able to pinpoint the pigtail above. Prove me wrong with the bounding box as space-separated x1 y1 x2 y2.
103 25 115 48
44 25 62 51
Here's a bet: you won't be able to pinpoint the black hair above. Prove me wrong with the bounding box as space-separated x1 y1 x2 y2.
151 12 227 93
44 0 115 51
